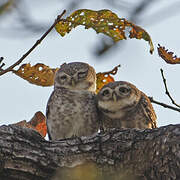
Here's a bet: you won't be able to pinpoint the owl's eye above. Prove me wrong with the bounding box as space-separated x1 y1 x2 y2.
102 89 110 96
119 87 130 94
77 71 86 78
60 75 67 80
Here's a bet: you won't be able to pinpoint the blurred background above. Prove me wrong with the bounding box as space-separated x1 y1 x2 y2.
0 0 180 127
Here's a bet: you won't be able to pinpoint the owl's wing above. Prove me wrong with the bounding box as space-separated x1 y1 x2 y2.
140 92 157 128
46 91 56 140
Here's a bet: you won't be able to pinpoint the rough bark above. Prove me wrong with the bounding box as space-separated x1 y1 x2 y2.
0 124 180 180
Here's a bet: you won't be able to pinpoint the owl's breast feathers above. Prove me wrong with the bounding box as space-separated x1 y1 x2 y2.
46 87 99 140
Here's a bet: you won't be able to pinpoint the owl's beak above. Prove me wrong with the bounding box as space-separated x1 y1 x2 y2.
112 92 117 102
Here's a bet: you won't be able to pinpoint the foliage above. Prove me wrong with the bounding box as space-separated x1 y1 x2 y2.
3 8 178 134
96 64 120 93
55 9 154 54
13 63 120 92
158 44 180 64
13 63 58 86
13 111 47 137
12 62 120 135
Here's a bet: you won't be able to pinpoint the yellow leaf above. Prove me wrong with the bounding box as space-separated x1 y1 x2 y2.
96 64 120 93
13 63 58 86
13 63 120 90
55 9 154 54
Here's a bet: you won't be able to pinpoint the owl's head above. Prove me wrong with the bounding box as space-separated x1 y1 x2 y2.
54 62 96 91
97 81 141 117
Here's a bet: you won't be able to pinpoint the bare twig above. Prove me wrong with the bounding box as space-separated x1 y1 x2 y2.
148 68 180 113
0 57 3 63
0 10 66 76
149 97 180 113
160 68 180 108
0 57 5 71
0 63 5 70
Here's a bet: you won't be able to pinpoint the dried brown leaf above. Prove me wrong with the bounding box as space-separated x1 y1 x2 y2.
157 44 180 64
13 111 47 137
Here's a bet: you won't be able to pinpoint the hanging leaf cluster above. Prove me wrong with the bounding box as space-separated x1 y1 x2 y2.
11 9 154 88
157 44 180 64
13 63 120 91
55 9 154 54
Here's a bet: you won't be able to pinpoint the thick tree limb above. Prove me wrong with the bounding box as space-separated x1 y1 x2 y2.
0 124 180 180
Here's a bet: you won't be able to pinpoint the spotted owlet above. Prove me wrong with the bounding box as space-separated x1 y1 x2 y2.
46 62 99 140
97 81 157 130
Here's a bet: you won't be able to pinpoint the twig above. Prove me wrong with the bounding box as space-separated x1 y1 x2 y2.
0 10 66 76
148 69 180 113
0 57 3 63
160 68 180 108
149 97 180 113
0 57 5 71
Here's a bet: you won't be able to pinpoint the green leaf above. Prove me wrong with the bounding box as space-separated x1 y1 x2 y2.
55 9 154 54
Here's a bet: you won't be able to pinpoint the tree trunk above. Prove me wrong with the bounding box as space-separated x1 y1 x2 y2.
0 124 179 180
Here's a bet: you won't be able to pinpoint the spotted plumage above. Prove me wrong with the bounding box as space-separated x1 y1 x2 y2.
97 81 157 130
46 62 98 140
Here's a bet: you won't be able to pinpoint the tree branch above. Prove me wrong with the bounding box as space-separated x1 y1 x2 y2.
148 69 180 113
0 10 66 77
0 57 5 71
0 124 180 180
149 96 180 113
160 68 180 108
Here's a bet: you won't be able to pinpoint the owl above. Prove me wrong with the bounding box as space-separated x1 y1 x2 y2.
46 62 99 140
97 81 157 130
